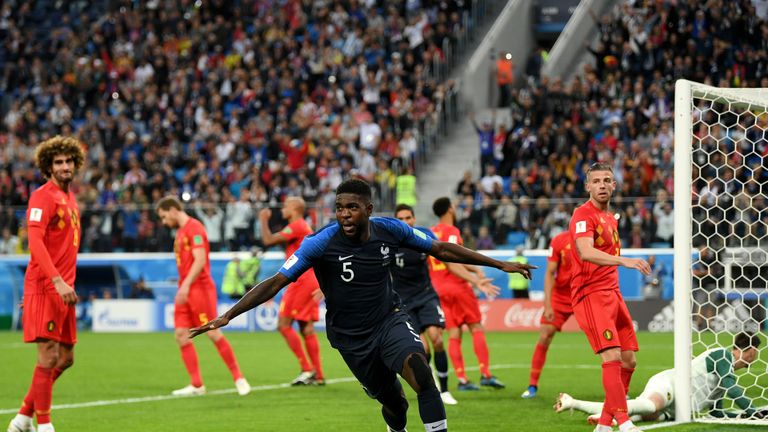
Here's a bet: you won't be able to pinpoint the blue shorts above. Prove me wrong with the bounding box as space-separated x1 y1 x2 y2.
338 310 425 398
405 293 445 333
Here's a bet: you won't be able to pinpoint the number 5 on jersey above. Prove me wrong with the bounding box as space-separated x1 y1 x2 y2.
341 261 355 282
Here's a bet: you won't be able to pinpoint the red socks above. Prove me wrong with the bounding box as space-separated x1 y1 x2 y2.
448 337 467 382
180 343 203 387
529 343 549 387
214 337 243 380
20 366 65 419
599 361 629 426
303 333 324 380
621 367 635 395
32 366 53 424
279 327 312 372
471 331 491 378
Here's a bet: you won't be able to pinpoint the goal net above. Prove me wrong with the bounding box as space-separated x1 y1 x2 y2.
674 79 768 424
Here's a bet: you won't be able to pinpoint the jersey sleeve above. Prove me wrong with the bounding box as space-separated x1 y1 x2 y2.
279 220 304 243
27 189 60 279
570 207 595 240
187 223 208 250
378 217 434 252
278 226 331 281
707 349 756 416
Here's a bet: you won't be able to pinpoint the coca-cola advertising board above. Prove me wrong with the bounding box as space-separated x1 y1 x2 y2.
478 300 580 331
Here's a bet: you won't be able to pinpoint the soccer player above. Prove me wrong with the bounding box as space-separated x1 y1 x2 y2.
155 196 250 397
191 179 535 432
569 163 651 432
555 333 766 422
521 230 574 399
430 197 506 391
7 136 84 432
392 204 458 406
259 197 324 385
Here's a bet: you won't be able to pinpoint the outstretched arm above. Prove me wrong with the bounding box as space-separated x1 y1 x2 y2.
430 240 535 278
190 273 291 337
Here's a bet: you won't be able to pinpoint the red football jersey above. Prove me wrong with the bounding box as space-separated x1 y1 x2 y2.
24 181 80 294
174 217 215 290
281 218 314 257
280 218 317 285
547 231 574 306
569 200 620 304
429 222 470 292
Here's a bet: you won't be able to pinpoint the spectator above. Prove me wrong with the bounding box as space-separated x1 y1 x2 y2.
0 227 19 254
395 166 418 207
476 226 495 250
507 246 530 298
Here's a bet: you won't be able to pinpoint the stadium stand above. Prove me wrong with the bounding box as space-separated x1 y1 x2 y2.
455 0 768 249
0 0 494 252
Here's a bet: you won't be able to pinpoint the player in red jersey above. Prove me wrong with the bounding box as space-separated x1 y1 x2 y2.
568 163 650 432
155 196 250 397
521 230 574 399
7 137 84 432
430 197 507 391
259 196 324 385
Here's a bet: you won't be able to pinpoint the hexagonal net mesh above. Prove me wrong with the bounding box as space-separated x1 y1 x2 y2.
683 81 768 424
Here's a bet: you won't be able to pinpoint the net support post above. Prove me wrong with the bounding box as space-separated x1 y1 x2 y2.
673 79 693 423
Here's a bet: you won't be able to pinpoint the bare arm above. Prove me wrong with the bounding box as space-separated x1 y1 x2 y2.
258 209 288 247
445 262 486 286
543 260 558 321
190 273 291 337
574 237 651 275
430 240 535 278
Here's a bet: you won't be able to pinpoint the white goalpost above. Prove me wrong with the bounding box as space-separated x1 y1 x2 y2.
674 79 768 425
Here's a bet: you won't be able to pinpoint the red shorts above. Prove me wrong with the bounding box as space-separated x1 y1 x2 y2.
573 290 638 354
279 275 320 322
23 292 77 345
540 297 573 331
175 288 218 328
441 286 482 329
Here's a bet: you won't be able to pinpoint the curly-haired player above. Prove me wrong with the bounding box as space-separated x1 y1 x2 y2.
8 136 85 432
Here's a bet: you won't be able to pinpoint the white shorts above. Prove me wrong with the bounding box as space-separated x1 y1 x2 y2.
639 369 675 419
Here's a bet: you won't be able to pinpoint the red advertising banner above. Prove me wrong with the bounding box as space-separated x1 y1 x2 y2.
478 299 580 332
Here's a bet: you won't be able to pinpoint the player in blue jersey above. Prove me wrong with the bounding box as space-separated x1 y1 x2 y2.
393 203 458 406
191 179 535 432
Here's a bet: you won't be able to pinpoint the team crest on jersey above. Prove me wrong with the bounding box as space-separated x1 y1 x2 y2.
47 321 55 332
603 329 613 341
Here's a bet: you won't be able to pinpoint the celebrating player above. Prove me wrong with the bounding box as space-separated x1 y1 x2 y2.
555 333 766 422
568 163 651 432
259 197 324 386
392 204 457 406
521 230 574 399
430 197 505 391
155 196 250 397
191 179 535 432
7 136 84 432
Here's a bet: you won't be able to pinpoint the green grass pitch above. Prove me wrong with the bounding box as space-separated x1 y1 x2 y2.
0 331 764 431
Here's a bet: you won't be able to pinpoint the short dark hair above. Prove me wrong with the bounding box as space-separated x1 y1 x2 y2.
586 162 614 178
394 203 414 216
734 332 761 350
432 197 452 217
336 178 372 202
156 195 184 212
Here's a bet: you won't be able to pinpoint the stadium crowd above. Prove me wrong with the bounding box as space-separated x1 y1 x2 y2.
454 0 768 251
0 0 476 253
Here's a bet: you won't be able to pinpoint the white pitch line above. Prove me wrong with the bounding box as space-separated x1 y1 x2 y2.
0 378 358 415
638 421 687 430
0 363 670 415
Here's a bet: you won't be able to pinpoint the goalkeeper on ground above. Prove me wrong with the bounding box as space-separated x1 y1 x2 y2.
555 332 765 423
